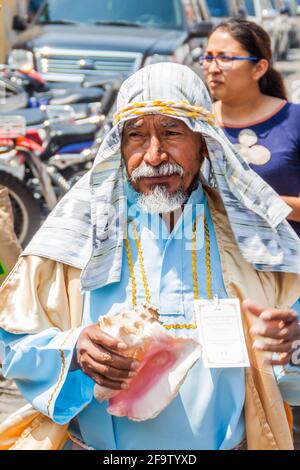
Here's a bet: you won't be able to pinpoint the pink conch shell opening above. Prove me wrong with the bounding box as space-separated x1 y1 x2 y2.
93 303 201 421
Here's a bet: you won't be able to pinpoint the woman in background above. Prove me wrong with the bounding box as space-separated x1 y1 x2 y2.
201 18 300 237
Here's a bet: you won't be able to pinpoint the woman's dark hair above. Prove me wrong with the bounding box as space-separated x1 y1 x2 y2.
209 18 287 100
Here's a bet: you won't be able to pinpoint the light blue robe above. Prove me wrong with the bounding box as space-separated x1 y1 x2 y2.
1 184 299 450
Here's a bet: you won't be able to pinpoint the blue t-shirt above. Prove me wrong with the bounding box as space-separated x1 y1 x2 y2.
222 102 300 236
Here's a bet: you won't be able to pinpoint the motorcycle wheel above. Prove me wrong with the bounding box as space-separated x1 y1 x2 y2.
0 171 44 247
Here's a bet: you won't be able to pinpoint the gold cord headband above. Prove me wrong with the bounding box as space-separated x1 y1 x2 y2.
113 99 216 126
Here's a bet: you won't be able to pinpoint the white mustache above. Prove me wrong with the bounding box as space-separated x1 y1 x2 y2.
130 163 184 182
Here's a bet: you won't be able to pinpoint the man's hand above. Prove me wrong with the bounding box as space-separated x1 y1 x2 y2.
76 324 139 390
243 300 300 366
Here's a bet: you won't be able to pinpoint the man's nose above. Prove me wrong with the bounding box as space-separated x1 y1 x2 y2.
143 135 168 166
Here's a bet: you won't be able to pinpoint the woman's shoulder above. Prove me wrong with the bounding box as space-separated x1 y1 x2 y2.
284 102 300 115
279 102 300 129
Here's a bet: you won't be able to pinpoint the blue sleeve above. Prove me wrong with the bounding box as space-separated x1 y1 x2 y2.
0 327 94 425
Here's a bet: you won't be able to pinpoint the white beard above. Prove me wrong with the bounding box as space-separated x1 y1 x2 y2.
137 184 188 214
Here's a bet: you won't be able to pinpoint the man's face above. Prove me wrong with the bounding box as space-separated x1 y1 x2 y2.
121 114 204 194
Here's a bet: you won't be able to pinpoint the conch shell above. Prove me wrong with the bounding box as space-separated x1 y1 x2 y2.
94 303 201 421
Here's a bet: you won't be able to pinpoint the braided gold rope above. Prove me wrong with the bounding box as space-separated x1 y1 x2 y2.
113 99 216 126
191 215 201 301
127 215 211 330
46 329 75 416
131 222 151 304
204 218 213 300
125 237 137 307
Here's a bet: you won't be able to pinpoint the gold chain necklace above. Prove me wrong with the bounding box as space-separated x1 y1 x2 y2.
125 215 212 330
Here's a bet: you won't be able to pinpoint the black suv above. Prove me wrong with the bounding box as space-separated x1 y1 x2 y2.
9 0 212 83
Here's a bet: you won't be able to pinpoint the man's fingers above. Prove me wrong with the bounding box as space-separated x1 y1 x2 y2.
242 299 265 318
100 347 139 371
76 325 141 381
243 300 298 324
90 371 129 391
250 320 299 341
253 339 294 353
79 356 131 388
88 343 139 371
259 309 298 323
86 354 137 381
90 326 128 352
78 341 139 372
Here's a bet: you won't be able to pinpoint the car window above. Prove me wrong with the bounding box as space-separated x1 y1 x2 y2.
37 0 184 29
206 0 230 17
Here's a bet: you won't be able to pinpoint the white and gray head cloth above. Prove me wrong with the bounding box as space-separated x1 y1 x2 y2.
24 63 300 291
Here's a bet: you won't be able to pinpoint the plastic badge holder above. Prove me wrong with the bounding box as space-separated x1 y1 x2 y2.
45 105 75 124
0 116 26 138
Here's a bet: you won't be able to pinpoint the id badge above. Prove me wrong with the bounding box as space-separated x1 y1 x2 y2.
194 297 250 368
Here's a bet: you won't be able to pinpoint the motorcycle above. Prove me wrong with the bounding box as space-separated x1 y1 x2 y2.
0 78 119 246
0 65 105 112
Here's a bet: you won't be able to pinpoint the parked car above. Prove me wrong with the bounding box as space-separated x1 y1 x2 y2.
206 0 247 24
244 0 290 60
8 0 213 83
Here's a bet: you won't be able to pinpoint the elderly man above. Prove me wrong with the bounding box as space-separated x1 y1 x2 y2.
0 63 300 451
